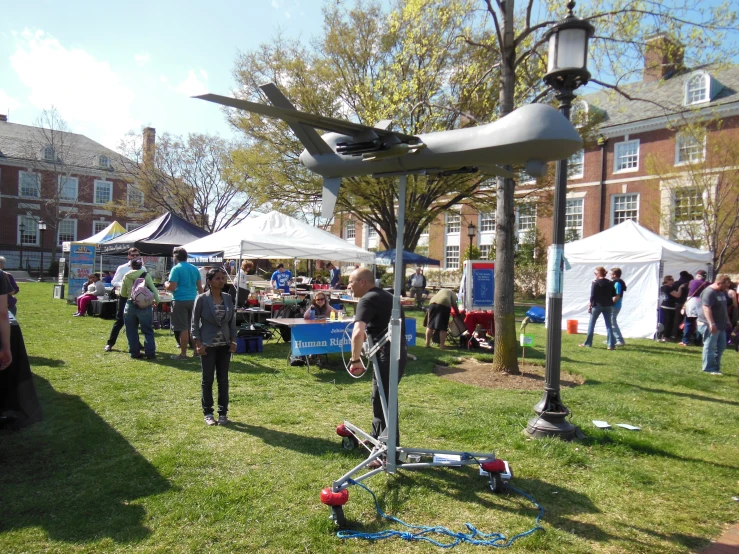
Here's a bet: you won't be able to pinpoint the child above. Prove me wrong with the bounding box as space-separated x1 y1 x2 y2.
74 285 99 316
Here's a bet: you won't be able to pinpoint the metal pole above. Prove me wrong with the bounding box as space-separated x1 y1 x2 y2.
526 87 577 440
386 174 406 473
38 231 45 282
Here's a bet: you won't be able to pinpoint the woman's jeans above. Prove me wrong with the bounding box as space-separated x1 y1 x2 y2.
201 345 231 416
682 317 697 344
698 323 727 373
124 301 155 357
582 305 614 348
611 306 624 344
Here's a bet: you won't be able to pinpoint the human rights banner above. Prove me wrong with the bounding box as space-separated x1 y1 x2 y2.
69 242 97 299
291 318 416 356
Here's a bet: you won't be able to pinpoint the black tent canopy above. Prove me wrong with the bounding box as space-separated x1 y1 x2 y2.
100 212 208 256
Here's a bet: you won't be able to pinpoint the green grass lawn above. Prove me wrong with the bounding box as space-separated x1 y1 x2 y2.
1 283 737 553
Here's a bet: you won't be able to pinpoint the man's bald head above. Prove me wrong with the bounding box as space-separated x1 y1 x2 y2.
348 267 374 297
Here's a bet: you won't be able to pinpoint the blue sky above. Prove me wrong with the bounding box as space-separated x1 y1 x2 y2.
0 0 326 150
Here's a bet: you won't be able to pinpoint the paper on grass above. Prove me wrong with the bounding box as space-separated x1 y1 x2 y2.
592 420 611 429
616 423 641 430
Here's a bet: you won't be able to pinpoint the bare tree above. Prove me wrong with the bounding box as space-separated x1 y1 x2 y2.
118 131 257 232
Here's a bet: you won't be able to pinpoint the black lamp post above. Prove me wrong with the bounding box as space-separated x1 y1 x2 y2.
467 222 476 261
37 220 47 282
526 0 594 440
19 222 25 270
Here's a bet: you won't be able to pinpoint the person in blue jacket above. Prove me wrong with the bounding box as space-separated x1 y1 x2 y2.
270 263 292 293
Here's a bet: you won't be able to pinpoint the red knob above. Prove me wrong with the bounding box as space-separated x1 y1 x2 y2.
320 487 349 506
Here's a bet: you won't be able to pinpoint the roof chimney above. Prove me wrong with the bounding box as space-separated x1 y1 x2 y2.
142 127 156 170
0 114 7 122
644 35 684 83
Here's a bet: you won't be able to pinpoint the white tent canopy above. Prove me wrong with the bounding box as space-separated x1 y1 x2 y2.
181 210 376 264
560 220 712 339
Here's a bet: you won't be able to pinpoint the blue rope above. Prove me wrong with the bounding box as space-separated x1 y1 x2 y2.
336 463 545 548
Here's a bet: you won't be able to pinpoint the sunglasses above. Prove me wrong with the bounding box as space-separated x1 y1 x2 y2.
315 297 326 302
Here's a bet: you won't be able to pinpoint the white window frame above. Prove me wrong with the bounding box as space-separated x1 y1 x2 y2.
516 204 537 234
57 219 78 245
673 187 704 224
58 175 79 202
675 132 705 165
565 198 584 239
93 220 109 234
446 212 461 234
611 193 640 226
19 170 41 198
684 72 709 105
367 224 378 238
345 220 355 240
614 139 640 173
480 212 496 233
42 145 56 162
479 244 493 260
569 149 585 179
94 179 113 204
18 215 40 246
127 183 144 206
445 245 459 269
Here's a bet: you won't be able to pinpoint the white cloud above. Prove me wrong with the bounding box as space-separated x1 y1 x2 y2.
134 52 150 66
9 29 139 149
0 89 21 113
271 0 291 19
174 69 209 96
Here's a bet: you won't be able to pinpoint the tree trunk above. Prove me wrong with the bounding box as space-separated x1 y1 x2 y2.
492 0 520 375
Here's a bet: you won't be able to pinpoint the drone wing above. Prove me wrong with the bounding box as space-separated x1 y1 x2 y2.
195 88 421 151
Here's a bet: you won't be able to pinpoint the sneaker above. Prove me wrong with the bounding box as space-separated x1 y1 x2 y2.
218 414 229 425
616 341 625 347
146 354 156 360
204 414 218 426
104 344 113 352
677 342 688 347
703 371 722 376
130 353 145 359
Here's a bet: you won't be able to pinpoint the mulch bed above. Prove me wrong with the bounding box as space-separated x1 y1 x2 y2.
433 357 585 390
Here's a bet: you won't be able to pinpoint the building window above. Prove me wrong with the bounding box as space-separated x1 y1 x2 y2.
614 139 639 172
59 176 79 201
19 171 41 198
565 198 584 239
570 149 584 178
345 220 355 239
516 204 537 233
126 222 142 232
57 219 77 245
446 212 461 234
94 180 113 204
685 73 709 105
367 225 378 238
18 216 39 246
93 221 109 234
99 154 111 168
43 145 56 162
479 244 493 260
480 212 495 232
445 245 459 269
675 132 704 165
674 188 704 223
127 184 144 206
420 224 429 236
612 193 639 225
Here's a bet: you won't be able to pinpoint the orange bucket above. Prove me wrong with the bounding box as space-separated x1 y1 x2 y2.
566 320 579 334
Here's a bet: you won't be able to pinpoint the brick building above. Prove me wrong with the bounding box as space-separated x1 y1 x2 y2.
332 41 739 272
0 117 150 271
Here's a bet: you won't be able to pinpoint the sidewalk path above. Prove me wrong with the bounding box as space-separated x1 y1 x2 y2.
702 522 739 553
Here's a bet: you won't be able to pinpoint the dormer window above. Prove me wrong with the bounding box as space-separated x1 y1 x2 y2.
42 145 56 162
98 155 110 168
685 72 710 105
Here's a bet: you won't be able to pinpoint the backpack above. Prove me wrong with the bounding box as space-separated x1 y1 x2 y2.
131 271 154 309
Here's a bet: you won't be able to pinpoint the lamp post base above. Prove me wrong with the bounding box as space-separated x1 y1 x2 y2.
525 412 578 440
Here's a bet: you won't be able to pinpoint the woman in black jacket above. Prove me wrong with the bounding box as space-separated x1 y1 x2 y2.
579 266 617 350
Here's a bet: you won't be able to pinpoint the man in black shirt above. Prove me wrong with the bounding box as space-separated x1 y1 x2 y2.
348 267 407 447
0 271 12 370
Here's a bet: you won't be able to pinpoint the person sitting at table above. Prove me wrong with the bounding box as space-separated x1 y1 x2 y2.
425 288 461 349
74 284 99 317
303 291 339 320
92 273 106 296
102 271 113 285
